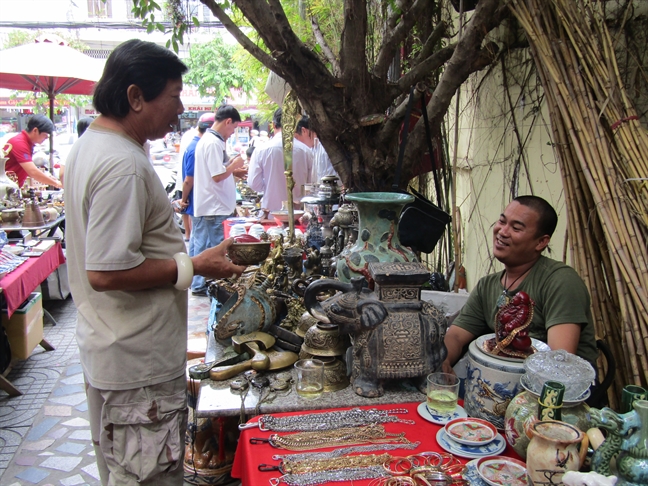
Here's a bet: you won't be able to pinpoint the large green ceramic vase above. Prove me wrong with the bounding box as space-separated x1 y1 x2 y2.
336 192 418 284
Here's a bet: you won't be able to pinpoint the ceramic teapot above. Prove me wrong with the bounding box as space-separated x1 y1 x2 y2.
589 399 648 485
303 261 447 398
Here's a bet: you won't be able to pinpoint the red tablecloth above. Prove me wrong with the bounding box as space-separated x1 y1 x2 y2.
0 243 65 317
231 401 519 486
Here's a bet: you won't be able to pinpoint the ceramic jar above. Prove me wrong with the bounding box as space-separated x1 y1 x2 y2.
464 336 524 429
505 380 591 460
336 192 417 284
526 421 586 485
0 156 20 201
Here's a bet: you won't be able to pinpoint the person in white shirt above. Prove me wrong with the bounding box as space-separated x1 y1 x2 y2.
191 105 247 295
311 137 339 184
248 109 315 214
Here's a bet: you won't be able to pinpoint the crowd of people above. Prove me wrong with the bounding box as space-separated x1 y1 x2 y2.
46 38 600 485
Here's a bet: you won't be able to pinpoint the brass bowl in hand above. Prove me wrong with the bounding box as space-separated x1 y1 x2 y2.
228 241 271 266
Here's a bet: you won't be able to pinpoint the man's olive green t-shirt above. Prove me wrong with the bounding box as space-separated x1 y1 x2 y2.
453 256 598 367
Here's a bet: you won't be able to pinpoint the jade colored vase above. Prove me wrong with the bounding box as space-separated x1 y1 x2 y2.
336 192 417 284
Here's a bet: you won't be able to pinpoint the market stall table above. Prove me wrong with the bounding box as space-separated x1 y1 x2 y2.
0 242 65 396
231 401 521 486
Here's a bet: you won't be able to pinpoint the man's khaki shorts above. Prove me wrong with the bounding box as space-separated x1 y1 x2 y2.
86 375 188 486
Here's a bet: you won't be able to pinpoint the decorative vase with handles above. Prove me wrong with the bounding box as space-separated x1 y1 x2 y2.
336 192 417 284
0 155 20 201
526 420 587 486
505 379 591 460
589 399 648 485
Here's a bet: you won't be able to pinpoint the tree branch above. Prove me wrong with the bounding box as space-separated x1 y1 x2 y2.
374 0 426 79
310 14 340 76
202 0 280 73
397 44 455 92
413 21 448 66
339 0 368 93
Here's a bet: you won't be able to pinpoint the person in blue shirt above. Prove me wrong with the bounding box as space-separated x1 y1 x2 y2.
178 112 214 256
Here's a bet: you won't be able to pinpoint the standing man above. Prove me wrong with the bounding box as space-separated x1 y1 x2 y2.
177 112 214 256
191 105 247 296
248 110 315 213
64 39 245 486
3 114 62 188
442 195 598 372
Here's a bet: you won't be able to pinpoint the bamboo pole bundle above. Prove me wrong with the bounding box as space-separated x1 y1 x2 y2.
508 0 648 402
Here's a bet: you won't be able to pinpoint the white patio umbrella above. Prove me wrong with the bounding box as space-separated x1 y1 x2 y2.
264 71 291 107
0 41 105 171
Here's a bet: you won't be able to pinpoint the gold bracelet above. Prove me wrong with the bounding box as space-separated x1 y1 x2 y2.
173 252 193 290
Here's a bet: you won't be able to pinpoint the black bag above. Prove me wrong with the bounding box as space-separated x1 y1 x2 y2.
394 88 451 253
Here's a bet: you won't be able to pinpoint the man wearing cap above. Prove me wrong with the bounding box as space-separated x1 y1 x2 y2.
177 112 214 255
3 114 62 188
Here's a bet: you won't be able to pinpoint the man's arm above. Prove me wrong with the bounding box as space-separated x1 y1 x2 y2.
247 150 265 193
87 238 244 291
21 161 62 188
213 155 246 183
546 323 581 354
442 325 477 373
178 175 194 210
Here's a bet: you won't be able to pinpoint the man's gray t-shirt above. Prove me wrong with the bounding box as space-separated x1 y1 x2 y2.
453 256 598 367
65 125 187 390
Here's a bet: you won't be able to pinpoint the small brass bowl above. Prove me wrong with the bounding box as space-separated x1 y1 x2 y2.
228 241 271 266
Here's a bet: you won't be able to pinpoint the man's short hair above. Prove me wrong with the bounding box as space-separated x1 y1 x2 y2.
93 39 188 118
77 117 94 137
27 114 54 135
273 108 282 129
215 105 241 123
514 195 558 237
296 115 310 134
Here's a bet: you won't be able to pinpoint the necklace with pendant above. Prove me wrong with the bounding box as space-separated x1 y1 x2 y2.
497 267 532 307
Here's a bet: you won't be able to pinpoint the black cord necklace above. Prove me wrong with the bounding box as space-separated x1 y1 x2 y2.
497 265 534 307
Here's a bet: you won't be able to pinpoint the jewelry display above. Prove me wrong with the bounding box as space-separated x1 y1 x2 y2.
253 424 412 451
272 441 421 463
279 453 392 474
269 465 389 486
240 407 414 431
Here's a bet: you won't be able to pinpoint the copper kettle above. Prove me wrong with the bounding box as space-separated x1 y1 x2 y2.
22 199 45 227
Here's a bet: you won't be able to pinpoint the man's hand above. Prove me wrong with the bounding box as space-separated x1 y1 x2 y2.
233 167 248 179
192 238 246 279
229 155 245 171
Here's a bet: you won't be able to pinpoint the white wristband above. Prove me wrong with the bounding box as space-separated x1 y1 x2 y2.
173 252 194 290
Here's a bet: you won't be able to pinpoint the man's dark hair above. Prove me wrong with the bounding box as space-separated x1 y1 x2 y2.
295 115 310 134
93 39 188 118
27 114 54 135
77 117 94 137
215 105 241 123
514 195 558 237
273 108 282 129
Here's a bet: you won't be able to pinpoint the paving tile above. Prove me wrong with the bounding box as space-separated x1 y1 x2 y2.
75 402 88 412
39 455 83 472
52 385 85 397
22 439 55 451
0 426 29 446
47 427 68 439
60 474 87 485
81 462 100 480
14 455 37 466
15 467 50 484
66 365 84 376
69 430 92 441
25 417 60 441
55 442 86 455
61 374 85 386
43 405 72 416
49 393 87 406
62 417 89 427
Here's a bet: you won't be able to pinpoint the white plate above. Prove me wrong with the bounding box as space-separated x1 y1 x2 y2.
436 428 506 459
477 456 527 486
463 459 489 485
475 334 550 362
416 401 467 425
444 417 497 446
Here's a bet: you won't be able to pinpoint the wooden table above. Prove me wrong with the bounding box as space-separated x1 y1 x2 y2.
0 242 65 396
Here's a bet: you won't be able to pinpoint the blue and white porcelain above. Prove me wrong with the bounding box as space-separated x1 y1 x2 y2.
464 334 549 429
417 401 467 425
463 459 489 486
436 428 506 459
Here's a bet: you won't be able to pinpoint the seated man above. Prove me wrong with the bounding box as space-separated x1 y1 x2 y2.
443 195 598 373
